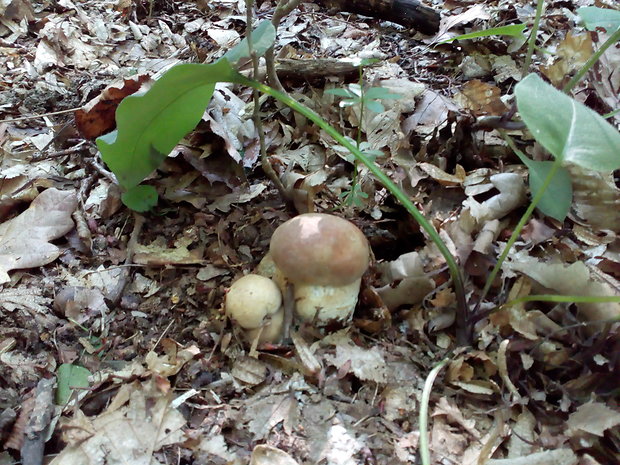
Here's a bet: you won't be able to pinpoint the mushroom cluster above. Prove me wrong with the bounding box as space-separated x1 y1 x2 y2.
225 213 370 344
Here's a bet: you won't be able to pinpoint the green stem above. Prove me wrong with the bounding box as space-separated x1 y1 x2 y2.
563 27 620 93
242 77 470 342
419 358 450 465
521 0 545 78
477 155 561 306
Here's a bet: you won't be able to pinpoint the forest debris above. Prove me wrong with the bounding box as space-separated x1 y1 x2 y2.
133 236 205 265
231 356 268 386
504 257 620 325
323 332 388 383
463 173 527 226
486 448 578 465
566 402 620 437
145 340 200 377
0 188 77 284
315 0 440 35
250 444 300 465
52 380 186 465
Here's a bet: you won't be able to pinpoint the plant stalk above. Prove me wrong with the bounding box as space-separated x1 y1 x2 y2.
521 0 545 77
419 357 450 465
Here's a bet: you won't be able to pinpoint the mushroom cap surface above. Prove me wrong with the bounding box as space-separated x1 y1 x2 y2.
225 274 282 329
269 213 369 286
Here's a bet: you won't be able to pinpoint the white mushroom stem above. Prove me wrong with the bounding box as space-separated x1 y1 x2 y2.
294 279 361 323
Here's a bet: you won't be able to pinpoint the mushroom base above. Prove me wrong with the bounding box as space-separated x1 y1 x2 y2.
295 279 361 324
244 309 284 344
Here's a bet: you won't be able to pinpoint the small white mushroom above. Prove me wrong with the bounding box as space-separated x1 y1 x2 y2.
225 274 283 344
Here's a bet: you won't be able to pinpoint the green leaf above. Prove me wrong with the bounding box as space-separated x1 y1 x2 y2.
519 156 572 221
364 87 404 100
222 20 276 65
439 24 527 44
326 88 356 98
364 100 385 113
577 7 620 33
122 184 158 211
97 60 238 189
56 363 91 405
515 74 620 171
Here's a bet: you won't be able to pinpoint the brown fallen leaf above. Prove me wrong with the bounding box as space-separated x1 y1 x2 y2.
74 74 152 140
0 188 77 284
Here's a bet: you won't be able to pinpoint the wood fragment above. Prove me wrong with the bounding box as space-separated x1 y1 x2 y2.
315 0 440 35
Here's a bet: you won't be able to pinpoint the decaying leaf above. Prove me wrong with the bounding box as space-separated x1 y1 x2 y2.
250 444 300 465
566 402 620 437
52 379 186 465
0 188 77 284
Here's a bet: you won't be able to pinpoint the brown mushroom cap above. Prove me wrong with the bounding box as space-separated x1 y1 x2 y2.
269 213 369 287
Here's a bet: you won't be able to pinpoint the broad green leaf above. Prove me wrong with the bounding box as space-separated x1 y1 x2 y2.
56 363 91 405
439 24 526 44
518 156 572 221
222 20 276 65
97 60 238 189
515 74 620 171
122 184 158 211
577 7 620 32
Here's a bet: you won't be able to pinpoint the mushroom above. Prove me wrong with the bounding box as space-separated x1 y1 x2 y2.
225 274 283 344
269 213 370 324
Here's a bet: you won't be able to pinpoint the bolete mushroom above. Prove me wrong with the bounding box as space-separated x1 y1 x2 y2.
225 274 283 344
269 213 370 324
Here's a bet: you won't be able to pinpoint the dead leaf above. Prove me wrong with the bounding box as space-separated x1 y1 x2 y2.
0 188 77 284
566 402 620 437
486 448 578 465
52 380 186 465
75 74 152 139
250 445 300 465
458 80 507 116
541 32 593 87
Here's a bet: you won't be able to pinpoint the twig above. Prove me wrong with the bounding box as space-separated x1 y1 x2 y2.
0 107 79 124
246 0 289 201
265 0 302 93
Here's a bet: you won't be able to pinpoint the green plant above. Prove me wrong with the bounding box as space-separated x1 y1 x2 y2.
97 5 620 345
326 64 402 208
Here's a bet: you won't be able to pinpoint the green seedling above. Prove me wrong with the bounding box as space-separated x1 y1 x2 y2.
326 67 403 209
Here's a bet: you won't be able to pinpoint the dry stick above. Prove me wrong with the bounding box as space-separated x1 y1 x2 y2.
0 107 79 124
246 0 289 201
265 0 303 93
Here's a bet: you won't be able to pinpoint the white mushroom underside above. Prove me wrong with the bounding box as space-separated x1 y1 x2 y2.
294 279 361 323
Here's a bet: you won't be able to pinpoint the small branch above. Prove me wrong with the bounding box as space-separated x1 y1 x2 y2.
265 0 302 92
246 0 289 201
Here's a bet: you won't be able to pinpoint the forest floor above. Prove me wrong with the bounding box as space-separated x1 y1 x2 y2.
0 0 619 464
